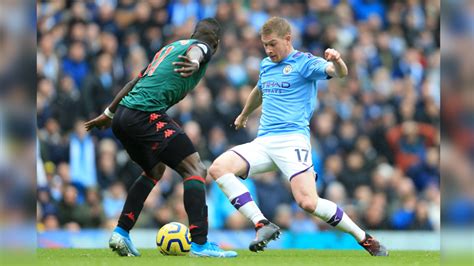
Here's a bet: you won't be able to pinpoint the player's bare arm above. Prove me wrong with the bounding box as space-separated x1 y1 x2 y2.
173 45 204 78
324 48 348 78
235 85 262 129
84 76 140 131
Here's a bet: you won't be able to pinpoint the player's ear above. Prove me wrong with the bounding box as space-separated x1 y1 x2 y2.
285 34 291 44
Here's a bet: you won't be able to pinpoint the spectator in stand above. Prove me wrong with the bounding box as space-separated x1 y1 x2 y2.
61 41 89 89
69 119 97 189
406 146 439 192
97 138 119 189
361 192 390 230
37 32 60 83
340 151 371 197
56 184 93 230
386 120 437 172
253 172 293 222
85 188 106 228
102 181 127 222
82 52 116 118
52 75 83 132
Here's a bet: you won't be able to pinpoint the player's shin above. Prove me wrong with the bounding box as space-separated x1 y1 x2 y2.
117 175 157 232
183 176 208 245
312 198 366 242
215 173 267 225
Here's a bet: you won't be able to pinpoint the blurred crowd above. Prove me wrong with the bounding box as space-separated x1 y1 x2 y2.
1 0 36 251
440 0 474 228
36 0 441 233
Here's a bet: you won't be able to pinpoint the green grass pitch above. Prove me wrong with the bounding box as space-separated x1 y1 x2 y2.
37 249 440 266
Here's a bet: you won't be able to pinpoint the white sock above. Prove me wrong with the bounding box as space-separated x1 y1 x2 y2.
216 173 266 225
313 198 366 242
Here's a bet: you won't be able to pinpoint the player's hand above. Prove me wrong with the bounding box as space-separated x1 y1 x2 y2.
324 48 341 62
173 55 199 78
84 114 112 131
234 114 248 130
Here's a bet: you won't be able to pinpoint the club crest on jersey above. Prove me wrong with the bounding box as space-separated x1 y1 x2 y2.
283 65 292 74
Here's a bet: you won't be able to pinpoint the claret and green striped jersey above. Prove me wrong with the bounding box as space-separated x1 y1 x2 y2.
120 39 212 112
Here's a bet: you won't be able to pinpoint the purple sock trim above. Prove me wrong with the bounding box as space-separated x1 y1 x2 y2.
230 192 253 210
327 207 344 226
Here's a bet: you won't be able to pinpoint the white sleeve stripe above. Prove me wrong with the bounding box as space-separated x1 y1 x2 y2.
196 43 209 55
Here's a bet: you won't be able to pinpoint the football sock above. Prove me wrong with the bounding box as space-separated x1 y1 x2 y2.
215 173 266 225
117 175 157 232
313 198 366 242
183 176 208 245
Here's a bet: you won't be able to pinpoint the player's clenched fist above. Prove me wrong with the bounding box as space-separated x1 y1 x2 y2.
324 48 341 62
234 114 248 130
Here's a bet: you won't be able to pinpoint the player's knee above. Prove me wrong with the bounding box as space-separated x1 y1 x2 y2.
208 160 227 180
208 163 219 180
296 196 317 213
196 163 207 178
146 164 166 181
143 171 160 182
187 161 207 178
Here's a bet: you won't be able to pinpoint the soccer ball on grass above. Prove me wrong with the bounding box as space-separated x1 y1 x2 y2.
156 222 191 256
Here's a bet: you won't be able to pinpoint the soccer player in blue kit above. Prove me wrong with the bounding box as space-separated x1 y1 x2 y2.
208 17 388 256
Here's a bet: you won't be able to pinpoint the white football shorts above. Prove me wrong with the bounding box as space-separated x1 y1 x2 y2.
230 133 314 181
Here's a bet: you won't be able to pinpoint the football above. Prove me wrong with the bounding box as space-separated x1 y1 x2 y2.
156 222 192 256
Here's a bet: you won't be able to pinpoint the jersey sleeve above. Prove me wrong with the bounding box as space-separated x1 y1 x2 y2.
298 53 331 81
188 41 212 64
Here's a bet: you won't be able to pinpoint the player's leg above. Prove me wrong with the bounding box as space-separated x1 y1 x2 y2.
269 134 365 238
290 170 388 256
163 140 207 245
116 164 165 234
269 133 387 256
208 150 268 225
108 107 168 256
208 141 281 252
161 132 237 258
290 170 365 238
109 163 165 257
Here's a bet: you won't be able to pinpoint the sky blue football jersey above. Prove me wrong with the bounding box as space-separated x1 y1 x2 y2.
257 50 331 139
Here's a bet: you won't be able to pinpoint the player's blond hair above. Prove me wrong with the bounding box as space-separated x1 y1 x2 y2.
260 17 291 38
